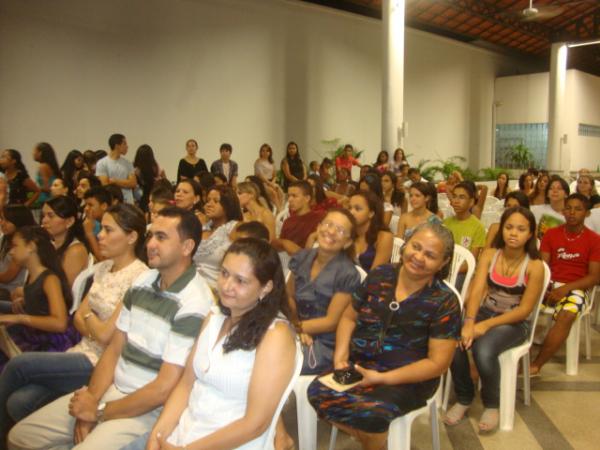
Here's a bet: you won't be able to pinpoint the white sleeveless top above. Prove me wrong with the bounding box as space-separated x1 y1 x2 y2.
168 307 289 449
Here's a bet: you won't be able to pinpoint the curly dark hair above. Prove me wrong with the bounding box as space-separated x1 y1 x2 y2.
219 238 292 352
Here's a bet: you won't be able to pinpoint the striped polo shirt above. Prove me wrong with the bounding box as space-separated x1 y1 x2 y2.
114 265 213 394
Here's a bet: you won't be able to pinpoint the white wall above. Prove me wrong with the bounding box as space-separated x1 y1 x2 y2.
495 69 600 172
0 0 537 180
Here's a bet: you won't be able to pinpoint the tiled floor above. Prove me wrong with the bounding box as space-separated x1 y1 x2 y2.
281 323 600 449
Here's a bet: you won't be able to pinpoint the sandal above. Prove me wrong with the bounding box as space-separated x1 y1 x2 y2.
478 408 499 433
443 403 470 426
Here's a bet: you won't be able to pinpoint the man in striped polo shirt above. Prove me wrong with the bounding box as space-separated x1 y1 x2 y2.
9 207 214 450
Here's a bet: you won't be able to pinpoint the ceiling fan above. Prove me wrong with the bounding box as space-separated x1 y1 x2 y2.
515 0 589 22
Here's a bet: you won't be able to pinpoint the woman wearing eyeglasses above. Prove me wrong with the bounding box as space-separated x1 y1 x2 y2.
275 208 362 450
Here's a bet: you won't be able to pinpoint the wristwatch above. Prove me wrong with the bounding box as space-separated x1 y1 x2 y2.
96 402 106 423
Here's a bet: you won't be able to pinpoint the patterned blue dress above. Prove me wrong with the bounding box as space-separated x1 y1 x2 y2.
308 264 460 433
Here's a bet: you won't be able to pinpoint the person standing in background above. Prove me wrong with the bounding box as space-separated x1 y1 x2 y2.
96 134 137 204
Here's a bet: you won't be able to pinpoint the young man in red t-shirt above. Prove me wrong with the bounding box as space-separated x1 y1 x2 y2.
531 194 600 375
335 144 361 181
271 180 325 255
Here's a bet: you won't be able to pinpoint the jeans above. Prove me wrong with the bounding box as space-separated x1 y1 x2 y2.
0 351 93 449
0 301 12 314
450 307 529 408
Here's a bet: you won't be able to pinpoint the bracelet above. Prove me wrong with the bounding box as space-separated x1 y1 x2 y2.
463 316 475 321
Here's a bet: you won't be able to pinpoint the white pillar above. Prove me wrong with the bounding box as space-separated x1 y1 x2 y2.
547 42 568 173
381 0 405 152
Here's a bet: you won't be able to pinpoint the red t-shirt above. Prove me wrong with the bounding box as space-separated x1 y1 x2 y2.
280 209 326 248
335 155 360 172
540 225 600 283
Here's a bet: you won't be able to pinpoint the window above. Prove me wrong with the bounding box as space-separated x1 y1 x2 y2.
578 123 600 138
495 123 548 169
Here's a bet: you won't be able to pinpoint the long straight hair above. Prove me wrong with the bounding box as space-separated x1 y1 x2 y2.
492 207 540 259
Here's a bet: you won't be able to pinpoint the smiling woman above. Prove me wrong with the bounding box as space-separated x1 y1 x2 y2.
307 222 461 450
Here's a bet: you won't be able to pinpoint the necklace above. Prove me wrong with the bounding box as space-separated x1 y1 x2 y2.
501 252 525 278
564 227 584 242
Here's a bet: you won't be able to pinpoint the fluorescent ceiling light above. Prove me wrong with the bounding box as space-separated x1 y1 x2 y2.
567 39 600 48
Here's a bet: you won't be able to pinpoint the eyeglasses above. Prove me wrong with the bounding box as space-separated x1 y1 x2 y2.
320 220 349 237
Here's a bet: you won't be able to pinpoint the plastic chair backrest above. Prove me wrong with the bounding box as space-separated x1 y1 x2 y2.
263 339 303 449
391 237 405 264
275 208 290 238
447 244 476 300
442 279 464 310
528 262 552 346
389 214 400 235
70 264 96 315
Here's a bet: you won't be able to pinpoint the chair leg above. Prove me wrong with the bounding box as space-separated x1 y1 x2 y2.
499 356 518 431
429 400 441 450
327 426 338 450
584 314 592 360
387 416 412 450
295 386 318 450
566 318 582 376
442 373 452 412
522 353 531 406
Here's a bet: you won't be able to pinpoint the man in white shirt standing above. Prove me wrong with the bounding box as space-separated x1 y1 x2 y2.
96 133 137 203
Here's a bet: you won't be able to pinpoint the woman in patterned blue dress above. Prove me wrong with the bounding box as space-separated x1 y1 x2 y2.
308 222 461 450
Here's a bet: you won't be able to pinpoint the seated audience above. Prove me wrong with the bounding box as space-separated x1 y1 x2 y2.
82 150 97 173
381 171 406 216
485 191 530 247
529 172 550 206
82 187 112 262
148 184 174 224
308 175 339 213
272 181 326 254
492 172 511 200
49 178 70 199
404 167 426 187
438 170 463 195
319 157 334 188
569 168 600 194
237 181 275 240
444 182 486 260
41 196 91 287
231 221 270 242
8 207 214 450
177 139 207 183
125 238 297 450
245 175 276 212
210 143 238 188
373 150 390 173
75 171 102 211
174 179 204 224
444 207 544 432
359 172 393 226
396 182 442 240
0 204 148 446
308 223 460 450
104 183 124 205
575 173 600 208
193 185 242 287
463 180 488 219
0 226 79 371
0 149 40 207
390 147 408 175
60 150 84 193
308 160 319 177
532 176 569 240
0 206 36 302
276 208 361 449
518 172 534 197
530 194 600 376
333 167 356 197
348 190 393 271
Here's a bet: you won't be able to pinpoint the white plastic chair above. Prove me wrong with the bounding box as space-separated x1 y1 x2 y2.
390 237 405 264
264 340 303 450
70 264 97 315
483 196 502 212
389 214 400 235
294 265 367 450
497 262 551 430
540 284 595 375
328 375 443 450
275 207 290 238
447 245 476 301
481 210 501 231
